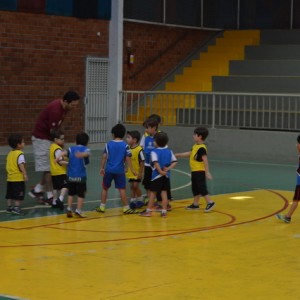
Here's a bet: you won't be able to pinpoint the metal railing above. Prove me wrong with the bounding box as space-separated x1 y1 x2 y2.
120 91 300 131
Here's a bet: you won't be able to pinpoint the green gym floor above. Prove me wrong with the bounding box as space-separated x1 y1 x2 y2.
0 149 299 300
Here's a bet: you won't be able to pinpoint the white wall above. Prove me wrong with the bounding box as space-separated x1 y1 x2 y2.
125 124 299 163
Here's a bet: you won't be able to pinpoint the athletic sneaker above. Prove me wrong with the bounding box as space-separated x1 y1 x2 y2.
186 204 200 210
28 189 44 199
6 206 13 214
75 210 87 218
52 199 59 208
161 211 167 218
153 203 172 211
11 207 24 215
52 199 64 210
95 206 105 213
43 197 53 206
204 202 216 212
66 210 73 218
276 214 291 223
139 210 152 217
123 208 138 214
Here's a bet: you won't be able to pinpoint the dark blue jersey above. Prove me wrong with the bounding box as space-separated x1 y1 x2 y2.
104 140 131 174
150 146 177 180
67 145 90 181
140 135 155 166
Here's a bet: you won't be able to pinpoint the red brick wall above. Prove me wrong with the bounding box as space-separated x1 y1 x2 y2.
123 22 215 90
0 11 215 146
0 11 109 145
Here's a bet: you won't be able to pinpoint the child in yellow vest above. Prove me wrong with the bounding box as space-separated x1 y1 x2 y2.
49 130 68 210
126 130 145 208
6 134 28 215
175 127 216 212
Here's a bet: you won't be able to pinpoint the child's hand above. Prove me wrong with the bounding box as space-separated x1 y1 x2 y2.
100 168 105 176
23 174 28 182
75 151 84 158
160 170 167 176
206 172 213 180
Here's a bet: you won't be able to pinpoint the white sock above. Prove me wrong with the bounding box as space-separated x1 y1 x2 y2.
47 191 53 199
34 184 44 193
130 198 136 202
59 195 64 202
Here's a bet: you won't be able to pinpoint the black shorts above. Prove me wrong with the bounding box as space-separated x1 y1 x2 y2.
293 185 300 200
150 176 170 193
6 181 25 200
142 166 152 189
191 171 209 197
52 174 68 190
128 178 142 183
67 181 87 198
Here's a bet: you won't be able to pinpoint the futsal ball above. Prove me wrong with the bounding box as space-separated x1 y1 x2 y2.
129 201 137 209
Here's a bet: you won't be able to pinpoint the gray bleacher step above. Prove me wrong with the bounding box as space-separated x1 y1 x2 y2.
212 76 300 93
245 45 300 60
229 60 300 76
261 29 300 44
176 107 299 129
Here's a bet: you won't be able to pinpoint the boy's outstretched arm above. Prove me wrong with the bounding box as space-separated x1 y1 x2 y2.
175 151 190 158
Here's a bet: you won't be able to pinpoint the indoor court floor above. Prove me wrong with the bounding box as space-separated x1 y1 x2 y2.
0 150 299 299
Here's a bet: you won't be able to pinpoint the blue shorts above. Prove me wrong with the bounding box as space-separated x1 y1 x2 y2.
102 172 126 190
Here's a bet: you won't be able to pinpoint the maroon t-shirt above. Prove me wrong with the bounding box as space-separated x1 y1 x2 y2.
32 99 67 140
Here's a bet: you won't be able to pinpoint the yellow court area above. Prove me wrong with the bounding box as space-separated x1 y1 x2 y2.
0 188 298 300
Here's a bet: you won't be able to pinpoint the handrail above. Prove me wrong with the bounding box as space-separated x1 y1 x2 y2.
120 90 300 131
129 32 188 80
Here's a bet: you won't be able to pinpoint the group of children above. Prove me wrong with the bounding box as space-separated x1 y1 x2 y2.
5 131 91 217
5 113 216 218
93 114 216 218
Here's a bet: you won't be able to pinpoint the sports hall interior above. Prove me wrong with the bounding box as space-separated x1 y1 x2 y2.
1 1 300 299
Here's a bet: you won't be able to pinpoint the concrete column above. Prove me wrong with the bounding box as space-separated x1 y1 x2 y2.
108 0 123 135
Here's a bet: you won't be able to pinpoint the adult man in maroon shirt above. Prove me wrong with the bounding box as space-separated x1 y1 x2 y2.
29 91 80 204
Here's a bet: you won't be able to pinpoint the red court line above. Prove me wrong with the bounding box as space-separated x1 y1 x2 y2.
0 189 289 248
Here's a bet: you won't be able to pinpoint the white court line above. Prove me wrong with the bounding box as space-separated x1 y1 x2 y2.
0 168 192 217
212 159 294 168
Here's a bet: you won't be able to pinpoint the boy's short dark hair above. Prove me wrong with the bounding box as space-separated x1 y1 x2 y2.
148 114 161 124
111 123 126 138
76 132 89 146
154 132 168 147
143 118 158 130
50 129 64 141
63 91 80 103
8 133 23 149
194 127 209 140
297 134 300 144
127 130 141 143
